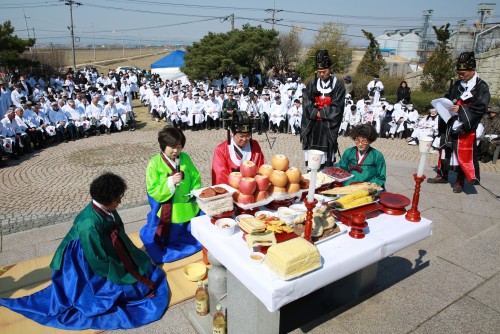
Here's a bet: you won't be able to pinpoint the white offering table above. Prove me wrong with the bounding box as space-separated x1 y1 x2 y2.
191 213 432 334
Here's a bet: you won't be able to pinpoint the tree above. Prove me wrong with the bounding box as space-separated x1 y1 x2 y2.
296 22 352 80
0 20 36 69
420 24 456 94
182 24 279 80
267 26 302 71
356 30 386 76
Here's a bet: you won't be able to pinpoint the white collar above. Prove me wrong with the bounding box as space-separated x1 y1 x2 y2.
92 199 115 221
228 136 251 166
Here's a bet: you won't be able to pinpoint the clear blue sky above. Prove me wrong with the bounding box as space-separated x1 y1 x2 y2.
1 0 497 47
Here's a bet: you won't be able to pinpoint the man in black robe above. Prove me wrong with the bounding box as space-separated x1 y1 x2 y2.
300 50 345 169
428 52 490 193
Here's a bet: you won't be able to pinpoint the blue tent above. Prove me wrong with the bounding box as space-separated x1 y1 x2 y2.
150 50 187 80
151 50 186 69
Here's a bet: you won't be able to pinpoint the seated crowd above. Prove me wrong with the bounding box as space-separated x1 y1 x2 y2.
0 69 138 162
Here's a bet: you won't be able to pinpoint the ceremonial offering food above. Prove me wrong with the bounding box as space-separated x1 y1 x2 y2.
183 263 207 282
302 172 334 185
215 218 236 237
254 210 275 220
264 238 321 280
322 167 353 181
199 188 217 198
245 230 277 248
331 189 379 210
271 154 290 171
320 182 382 195
289 204 307 214
194 184 235 202
238 216 267 234
235 214 253 223
249 252 265 264
277 207 297 225
240 160 258 178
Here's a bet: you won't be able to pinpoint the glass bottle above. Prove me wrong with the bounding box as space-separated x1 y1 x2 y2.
195 280 208 316
212 303 226 334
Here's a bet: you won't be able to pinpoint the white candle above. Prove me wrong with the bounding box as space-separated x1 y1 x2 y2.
416 153 426 177
307 169 317 202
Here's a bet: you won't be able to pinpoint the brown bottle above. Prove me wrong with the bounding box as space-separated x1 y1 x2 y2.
212 303 226 334
195 280 208 316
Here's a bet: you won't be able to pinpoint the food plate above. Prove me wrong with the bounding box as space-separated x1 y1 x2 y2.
321 167 354 182
302 172 335 187
313 223 348 244
192 184 236 202
334 199 379 212
379 192 411 209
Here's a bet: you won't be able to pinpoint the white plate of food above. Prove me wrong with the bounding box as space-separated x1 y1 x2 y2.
192 184 236 202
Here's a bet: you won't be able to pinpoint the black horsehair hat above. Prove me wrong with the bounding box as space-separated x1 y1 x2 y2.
231 111 252 134
316 50 332 70
456 52 476 71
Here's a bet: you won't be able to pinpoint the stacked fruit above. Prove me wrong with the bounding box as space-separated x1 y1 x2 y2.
230 155 309 205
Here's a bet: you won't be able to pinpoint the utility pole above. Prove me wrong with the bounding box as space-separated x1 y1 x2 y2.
221 14 235 30
23 10 31 38
61 0 82 71
265 0 282 30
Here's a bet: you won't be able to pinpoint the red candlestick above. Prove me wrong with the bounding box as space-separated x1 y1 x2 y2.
405 173 425 222
303 197 318 243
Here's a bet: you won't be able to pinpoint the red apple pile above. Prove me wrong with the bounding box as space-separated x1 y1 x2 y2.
230 160 271 205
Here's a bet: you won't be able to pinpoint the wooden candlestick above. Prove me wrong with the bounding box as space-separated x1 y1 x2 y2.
349 213 368 239
405 173 425 222
303 197 318 243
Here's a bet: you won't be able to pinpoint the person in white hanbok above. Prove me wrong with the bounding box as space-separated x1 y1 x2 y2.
367 74 384 105
1 108 25 158
48 101 77 142
62 100 86 139
407 109 438 145
101 97 118 133
150 90 165 122
269 97 287 133
86 96 104 135
287 99 302 135
189 95 205 131
116 96 135 131
165 94 182 128
129 72 138 99
181 92 195 129
13 107 33 151
204 93 221 130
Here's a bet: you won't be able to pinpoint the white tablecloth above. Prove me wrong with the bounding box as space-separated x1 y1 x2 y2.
191 213 432 312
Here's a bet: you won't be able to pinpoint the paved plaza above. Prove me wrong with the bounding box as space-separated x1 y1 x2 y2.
0 108 499 333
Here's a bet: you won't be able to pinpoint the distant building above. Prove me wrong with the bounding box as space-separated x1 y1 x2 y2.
376 30 422 61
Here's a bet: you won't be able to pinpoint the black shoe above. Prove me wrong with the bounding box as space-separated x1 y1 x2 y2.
481 156 492 163
258 132 262 135
453 181 464 193
427 175 448 184
105 129 111 135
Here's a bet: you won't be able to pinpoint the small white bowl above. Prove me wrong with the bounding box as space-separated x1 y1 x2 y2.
235 214 253 223
215 218 237 237
289 204 307 214
254 210 275 220
249 252 265 264
277 207 297 226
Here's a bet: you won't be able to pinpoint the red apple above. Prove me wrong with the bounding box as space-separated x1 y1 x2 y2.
236 193 255 204
258 164 274 178
239 177 257 195
240 160 258 178
271 154 289 171
254 173 270 191
286 167 302 184
270 170 288 188
286 183 300 193
254 190 269 202
228 172 242 189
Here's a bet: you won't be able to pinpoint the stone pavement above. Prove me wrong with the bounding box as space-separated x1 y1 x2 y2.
1 113 499 333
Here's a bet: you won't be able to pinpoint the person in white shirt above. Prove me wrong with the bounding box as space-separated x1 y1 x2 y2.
49 100 76 142
63 99 86 139
367 74 384 105
1 108 25 158
150 89 165 122
181 91 194 128
190 94 205 131
287 99 302 135
22 101 46 148
11 85 25 108
0 79 12 119
13 107 33 152
407 108 439 145
86 96 104 135
204 93 221 130
128 72 138 99
165 93 182 128
101 97 116 134
269 96 287 133
116 96 135 131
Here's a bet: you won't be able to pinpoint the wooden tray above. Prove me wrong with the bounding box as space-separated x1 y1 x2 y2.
330 202 382 226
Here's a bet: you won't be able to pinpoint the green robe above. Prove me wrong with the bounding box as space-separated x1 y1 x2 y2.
338 146 386 186
146 151 201 223
50 203 151 285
